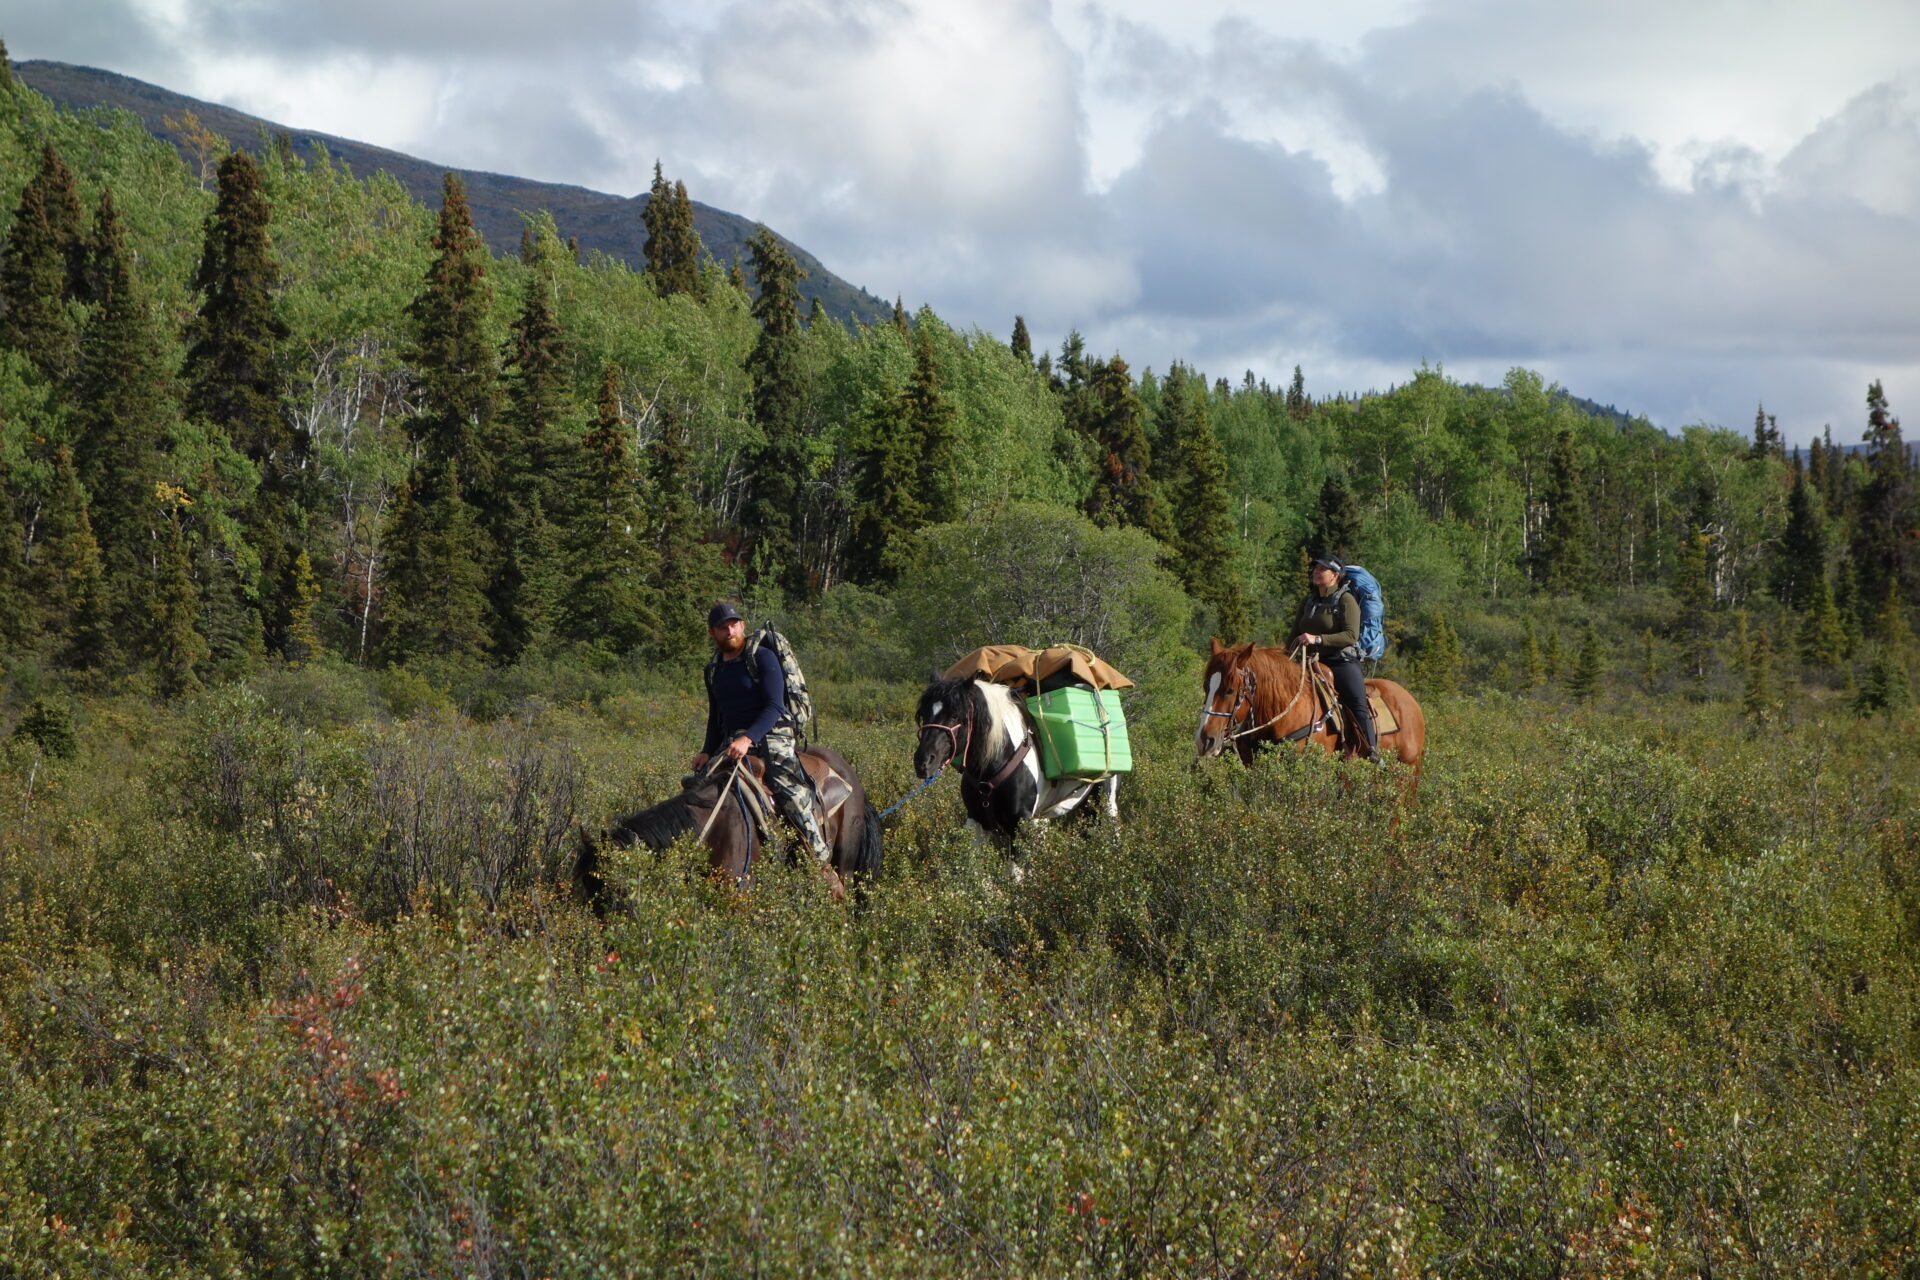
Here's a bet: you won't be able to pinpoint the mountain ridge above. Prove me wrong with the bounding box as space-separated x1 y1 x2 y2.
12 59 892 326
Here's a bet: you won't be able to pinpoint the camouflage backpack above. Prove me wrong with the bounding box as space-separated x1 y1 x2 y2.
744 620 816 744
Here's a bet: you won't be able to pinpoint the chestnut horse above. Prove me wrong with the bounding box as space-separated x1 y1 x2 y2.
574 747 881 908
1194 639 1425 790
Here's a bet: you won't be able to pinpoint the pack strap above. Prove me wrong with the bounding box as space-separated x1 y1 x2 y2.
962 738 1033 812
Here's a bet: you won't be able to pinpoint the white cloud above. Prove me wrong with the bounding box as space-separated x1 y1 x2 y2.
697 0 1085 225
12 0 1920 440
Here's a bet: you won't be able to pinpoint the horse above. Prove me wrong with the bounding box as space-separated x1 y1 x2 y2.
1194 639 1426 791
913 676 1121 846
573 745 882 908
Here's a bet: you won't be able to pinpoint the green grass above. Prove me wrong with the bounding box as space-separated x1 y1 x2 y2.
2 669 1917 1276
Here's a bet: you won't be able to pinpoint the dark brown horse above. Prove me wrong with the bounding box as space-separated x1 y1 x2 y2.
574 746 881 908
1194 639 1426 790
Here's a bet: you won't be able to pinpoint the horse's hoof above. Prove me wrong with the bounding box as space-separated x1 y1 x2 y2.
819 864 847 903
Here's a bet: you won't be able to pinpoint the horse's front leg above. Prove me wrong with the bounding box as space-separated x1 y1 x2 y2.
1101 775 1120 821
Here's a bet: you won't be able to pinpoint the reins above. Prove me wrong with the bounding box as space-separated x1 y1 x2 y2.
696 755 743 842
1221 647 1318 742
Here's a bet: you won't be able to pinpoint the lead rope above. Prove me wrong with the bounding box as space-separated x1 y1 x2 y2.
878 768 945 823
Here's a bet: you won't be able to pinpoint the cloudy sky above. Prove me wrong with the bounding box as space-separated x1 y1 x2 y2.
12 0 1920 442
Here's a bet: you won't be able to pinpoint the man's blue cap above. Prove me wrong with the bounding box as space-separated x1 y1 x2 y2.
707 601 744 628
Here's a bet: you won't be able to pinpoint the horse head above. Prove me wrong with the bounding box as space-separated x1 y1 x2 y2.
1195 637 1258 758
914 678 977 779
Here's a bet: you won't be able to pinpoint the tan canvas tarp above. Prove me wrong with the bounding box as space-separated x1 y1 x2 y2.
943 644 1135 691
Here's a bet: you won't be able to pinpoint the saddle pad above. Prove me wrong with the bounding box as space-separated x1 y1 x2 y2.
811 765 852 820
1369 694 1399 735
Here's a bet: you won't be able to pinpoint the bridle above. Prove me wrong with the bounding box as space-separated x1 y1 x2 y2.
917 698 975 774
918 688 1034 813
1201 663 1260 738
1202 649 1320 747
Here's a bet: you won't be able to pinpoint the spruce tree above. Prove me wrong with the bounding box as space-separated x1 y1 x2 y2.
1796 571 1846 668
1313 473 1363 560
1010 316 1032 366
496 255 579 656
378 462 492 668
1082 355 1171 542
1157 363 1242 636
646 393 726 658
0 451 38 657
890 297 909 334
1521 620 1545 688
1674 529 1714 679
1545 628 1563 684
1770 469 1826 609
1285 365 1311 421
1750 403 1782 459
184 148 301 653
185 151 292 469
1537 427 1593 594
1742 627 1774 719
151 501 206 698
1852 380 1914 633
409 174 500 488
398 174 503 652
0 142 85 381
847 328 955 584
1833 559 1862 656
1853 652 1912 716
559 364 657 655
285 548 324 666
1568 620 1603 704
902 326 957 527
33 446 115 676
69 190 176 637
1807 437 1829 510
641 164 703 298
740 227 809 595
1640 628 1659 690
1420 610 1463 694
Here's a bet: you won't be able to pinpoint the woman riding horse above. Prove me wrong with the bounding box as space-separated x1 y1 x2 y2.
1195 638 1426 789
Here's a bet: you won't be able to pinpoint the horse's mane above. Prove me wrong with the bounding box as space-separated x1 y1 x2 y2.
917 676 1021 768
1206 641 1306 703
608 792 697 851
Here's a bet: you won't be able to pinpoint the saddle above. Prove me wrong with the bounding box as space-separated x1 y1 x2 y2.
689 751 852 842
1304 660 1400 744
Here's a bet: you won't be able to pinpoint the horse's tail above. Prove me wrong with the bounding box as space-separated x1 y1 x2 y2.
854 797 883 882
572 821 607 916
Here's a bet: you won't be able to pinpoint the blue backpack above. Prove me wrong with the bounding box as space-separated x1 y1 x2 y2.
1342 565 1387 661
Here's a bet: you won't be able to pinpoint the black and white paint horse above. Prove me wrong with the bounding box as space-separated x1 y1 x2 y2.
913 677 1120 845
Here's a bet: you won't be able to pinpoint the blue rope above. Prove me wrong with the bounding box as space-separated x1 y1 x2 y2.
878 769 944 823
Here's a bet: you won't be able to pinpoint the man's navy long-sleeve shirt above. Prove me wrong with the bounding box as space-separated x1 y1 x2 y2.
703 645 785 755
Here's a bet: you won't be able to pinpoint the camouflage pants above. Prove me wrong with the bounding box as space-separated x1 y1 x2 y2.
760 728 833 865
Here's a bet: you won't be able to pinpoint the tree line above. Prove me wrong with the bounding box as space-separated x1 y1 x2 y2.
0 53 1914 710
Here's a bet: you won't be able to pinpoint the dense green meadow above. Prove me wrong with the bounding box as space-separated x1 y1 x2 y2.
3 48 1919 1278
3 658 1917 1278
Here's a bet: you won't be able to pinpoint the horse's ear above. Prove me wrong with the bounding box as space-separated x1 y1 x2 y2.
1209 636 1223 656
928 667 943 684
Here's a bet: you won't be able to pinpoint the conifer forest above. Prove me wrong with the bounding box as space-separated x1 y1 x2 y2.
2 53 1919 1277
